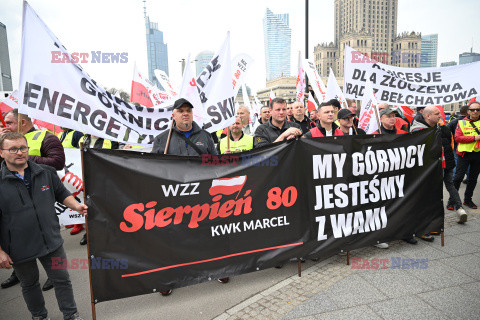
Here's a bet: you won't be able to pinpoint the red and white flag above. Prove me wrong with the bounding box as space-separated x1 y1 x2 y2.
131 63 171 108
178 54 207 126
209 175 246 197
307 93 318 112
269 89 276 107
398 106 415 123
358 79 379 134
295 51 305 102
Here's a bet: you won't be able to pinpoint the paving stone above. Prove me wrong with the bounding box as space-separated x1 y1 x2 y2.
407 259 475 289
440 254 480 280
282 292 338 319
369 295 448 319
358 268 433 298
323 275 387 308
460 281 480 298
312 305 382 320
454 231 480 247
419 286 480 320
435 236 480 256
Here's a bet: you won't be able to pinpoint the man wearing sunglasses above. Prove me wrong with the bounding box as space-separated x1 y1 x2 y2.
453 101 480 209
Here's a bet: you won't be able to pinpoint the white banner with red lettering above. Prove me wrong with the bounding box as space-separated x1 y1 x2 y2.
304 59 327 104
343 45 480 106
358 78 380 134
130 64 171 108
326 68 348 108
296 51 305 102
154 69 178 98
56 149 85 225
232 53 254 98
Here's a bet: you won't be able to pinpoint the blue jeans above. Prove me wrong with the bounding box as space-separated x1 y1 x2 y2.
13 245 78 319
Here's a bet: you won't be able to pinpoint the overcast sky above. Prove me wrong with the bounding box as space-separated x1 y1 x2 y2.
1 0 478 93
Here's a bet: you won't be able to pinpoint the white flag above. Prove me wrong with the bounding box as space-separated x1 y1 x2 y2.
131 63 171 107
295 51 305 102
154 69 178 98
303 59 327 104
232 53 254 97
178 54 207 127
358 78 380 134
196 32 235 132
326 68 348 109
18 2 172 146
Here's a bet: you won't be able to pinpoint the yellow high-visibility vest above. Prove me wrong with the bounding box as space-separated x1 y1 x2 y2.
24 130 48 156
57 131 79 149
219 134 253 154
457 119 480 153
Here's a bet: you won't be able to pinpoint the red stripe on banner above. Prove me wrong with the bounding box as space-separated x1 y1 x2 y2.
121 242 304 278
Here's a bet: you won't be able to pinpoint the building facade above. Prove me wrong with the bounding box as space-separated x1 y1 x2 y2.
314 0 423 77
0 22 13 91
459 49 480 65
145 16 169 88
195 50 214 77
440 61 457 67
421 34 438 68
256 76 297 106
263 8 291 81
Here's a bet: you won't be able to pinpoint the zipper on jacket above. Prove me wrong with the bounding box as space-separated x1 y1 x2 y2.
16 185 26 205
24 179 50 251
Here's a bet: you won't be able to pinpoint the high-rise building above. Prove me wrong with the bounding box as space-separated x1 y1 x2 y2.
459 49 480 65
0 22 13 91
195 50 214 76
421 34 438 68
144 2 168 88
314 0 423 77
440 61 457 67
263 8 291 81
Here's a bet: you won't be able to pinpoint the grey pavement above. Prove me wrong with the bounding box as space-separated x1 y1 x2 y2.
1 182 479 319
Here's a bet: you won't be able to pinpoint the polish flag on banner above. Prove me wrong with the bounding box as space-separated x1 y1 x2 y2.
209 176 247 197
295 51 305 102
154 69 178 98
326 68 348 109
307 93 318 112
0 90 62 134
358 79 380 134
131 64 171 108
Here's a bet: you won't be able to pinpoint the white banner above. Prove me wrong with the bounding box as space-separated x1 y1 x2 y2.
304 59 327 104
19 2 172 146
358 78 380 134
196 32 235 132
154 69 178 98
343 46 480 106
326 68 348 108
56 149 85 225
296 51 305 102
232 53 254 97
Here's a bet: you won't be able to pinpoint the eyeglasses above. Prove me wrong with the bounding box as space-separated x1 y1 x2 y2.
468 109 480 112
1 146 29 154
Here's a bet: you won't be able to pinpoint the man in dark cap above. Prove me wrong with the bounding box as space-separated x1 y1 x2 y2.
152 98 217 156
337 109 365 135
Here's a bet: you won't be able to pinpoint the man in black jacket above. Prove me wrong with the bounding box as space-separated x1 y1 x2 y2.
152 98 217 156
0 132 87 320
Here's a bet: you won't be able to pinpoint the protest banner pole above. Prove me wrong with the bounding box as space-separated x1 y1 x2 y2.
227 127 231 151
298 260 302 277
346 251 350 265
80 144 97 320
441 231 445 246
0 111 6 127
17 112 21 132
164 118 174 155
304 0 309 103
373 105 382 134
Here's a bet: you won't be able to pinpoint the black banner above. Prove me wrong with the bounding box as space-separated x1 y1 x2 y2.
84 127 443 303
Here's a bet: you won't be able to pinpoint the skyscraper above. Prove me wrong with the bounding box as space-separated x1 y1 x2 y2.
0 22 13 91
421 34 438 68
195 50 214 76
144 2 168 88
263 8 291 81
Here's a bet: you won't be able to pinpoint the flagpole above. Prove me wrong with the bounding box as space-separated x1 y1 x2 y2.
0 111 6 128
227 127 231 151
304 0 309 110
164 118 174 154
373 105 382 134
80 144 97 320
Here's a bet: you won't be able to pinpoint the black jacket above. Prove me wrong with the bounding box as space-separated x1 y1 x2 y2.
254 118 302 148
152 121 217 156
0 161 71 263
291 116 316 135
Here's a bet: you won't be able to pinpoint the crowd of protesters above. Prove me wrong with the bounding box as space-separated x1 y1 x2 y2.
1 94 479 318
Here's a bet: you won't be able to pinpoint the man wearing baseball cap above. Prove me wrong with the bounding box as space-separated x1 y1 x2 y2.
152 98 216 156
337 109 365 135
373 107 408 135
